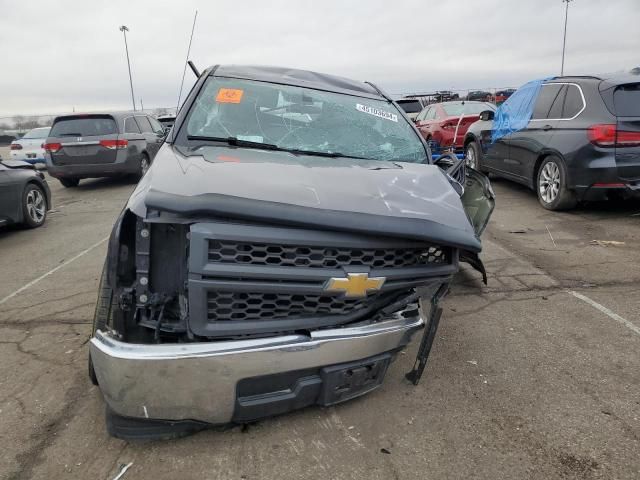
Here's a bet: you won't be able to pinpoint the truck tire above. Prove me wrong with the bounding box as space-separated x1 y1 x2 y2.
59 177 80 188
89 261 113 386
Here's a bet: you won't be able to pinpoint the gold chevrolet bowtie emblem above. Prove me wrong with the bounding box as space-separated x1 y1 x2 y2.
324 273 386 298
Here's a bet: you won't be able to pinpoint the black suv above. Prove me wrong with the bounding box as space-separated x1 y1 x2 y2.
45 112 166 187
464 75 640 210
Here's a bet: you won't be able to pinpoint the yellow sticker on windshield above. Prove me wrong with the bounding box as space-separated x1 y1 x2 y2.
216 88 244 104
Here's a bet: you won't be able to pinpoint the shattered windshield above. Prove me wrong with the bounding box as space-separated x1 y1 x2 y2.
181 77 428 163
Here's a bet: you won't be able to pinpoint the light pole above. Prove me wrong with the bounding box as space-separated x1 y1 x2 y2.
560 0 573 76
119 25 136 111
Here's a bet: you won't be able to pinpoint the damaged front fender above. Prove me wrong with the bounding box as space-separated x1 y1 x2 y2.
459 167 495 283
435 154 495 282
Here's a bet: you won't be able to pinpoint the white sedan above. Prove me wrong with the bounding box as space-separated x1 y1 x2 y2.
10 127 50 164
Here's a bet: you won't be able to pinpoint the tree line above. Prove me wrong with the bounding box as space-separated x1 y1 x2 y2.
0 107 175 133
0 115 55 132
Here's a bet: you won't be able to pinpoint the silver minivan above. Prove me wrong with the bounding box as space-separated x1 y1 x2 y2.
44 112 166 187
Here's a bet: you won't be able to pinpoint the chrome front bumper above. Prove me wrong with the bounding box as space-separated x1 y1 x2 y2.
90 314 424 424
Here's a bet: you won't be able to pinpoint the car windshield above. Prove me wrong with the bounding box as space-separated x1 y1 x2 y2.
50 115 117 137
182 77 428 163
442 102 494 116
23 127 50 139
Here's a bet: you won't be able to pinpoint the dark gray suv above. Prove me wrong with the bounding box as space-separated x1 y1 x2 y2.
464 75 640 210
44 112 166 187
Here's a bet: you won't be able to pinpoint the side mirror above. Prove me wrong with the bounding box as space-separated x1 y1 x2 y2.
479 110 495 121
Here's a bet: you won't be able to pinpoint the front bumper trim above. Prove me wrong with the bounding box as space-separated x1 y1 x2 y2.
90 314 424 424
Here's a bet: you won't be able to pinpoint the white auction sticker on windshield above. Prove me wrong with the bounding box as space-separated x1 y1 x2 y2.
356 104 398 122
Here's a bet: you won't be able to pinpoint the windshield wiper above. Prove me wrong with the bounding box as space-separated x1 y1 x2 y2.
282 148 367 160
187 135 280 150
186 135 367 160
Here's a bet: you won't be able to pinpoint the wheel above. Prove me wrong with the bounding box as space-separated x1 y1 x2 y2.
59 177 80 188
536 156 577 210
89 261 113 386
425 136 436 152
22 184 47 228
464 141 485 172
138 154 151 178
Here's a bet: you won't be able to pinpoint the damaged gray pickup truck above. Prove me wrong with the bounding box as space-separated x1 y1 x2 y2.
89 65 494 439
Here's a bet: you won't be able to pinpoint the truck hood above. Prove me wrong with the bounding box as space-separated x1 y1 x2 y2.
127 144 482 251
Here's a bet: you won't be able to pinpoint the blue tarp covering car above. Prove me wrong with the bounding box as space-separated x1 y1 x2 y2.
491 78 552 143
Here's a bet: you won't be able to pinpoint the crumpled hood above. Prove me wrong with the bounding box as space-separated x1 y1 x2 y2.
127 145 481 251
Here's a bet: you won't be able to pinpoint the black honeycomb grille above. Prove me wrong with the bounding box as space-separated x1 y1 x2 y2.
208 240 448 269
207 291 371 321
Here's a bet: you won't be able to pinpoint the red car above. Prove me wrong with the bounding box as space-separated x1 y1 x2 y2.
414 101 495 150
494 89 516 105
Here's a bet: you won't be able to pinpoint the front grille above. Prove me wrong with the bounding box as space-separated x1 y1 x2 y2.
207 291 370 322
188 222 457 337
208 240 448 269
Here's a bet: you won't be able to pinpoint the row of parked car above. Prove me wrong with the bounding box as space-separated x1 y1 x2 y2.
0 112 175 229
465 89 516 104
2 71 638 236
395 89 515 121
397 73 640 210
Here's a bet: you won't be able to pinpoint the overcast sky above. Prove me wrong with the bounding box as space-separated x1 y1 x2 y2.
0 0 638 118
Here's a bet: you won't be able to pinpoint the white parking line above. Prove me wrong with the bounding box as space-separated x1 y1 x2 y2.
568 290 640 336
0 237 109 306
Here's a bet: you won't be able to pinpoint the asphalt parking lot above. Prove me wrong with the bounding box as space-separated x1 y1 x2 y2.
1 146 639 479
